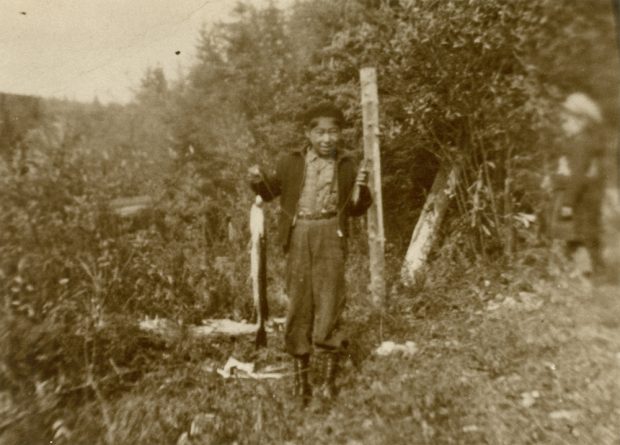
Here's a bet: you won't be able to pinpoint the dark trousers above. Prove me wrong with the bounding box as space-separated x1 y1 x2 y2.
284 217 347 356
573 186 604 271
549 183 604 272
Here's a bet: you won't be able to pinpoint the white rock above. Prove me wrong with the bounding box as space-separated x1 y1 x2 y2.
375 341 418 357
520 392 537 408
549 410 580 422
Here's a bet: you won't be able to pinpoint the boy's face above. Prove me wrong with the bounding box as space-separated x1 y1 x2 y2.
305 117 341 158
560 110 587 137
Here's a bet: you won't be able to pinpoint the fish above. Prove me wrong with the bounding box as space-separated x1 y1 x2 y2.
250 195 268 349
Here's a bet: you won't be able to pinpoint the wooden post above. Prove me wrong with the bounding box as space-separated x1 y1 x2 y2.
401 167 456 286
360 67 386 306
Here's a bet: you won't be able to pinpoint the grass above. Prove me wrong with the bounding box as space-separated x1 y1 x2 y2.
3 193 620 444
3 253 618 445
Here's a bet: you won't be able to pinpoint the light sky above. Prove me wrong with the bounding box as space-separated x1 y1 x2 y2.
0 0 291 103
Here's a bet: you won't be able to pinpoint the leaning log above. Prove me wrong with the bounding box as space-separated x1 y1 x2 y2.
401 167 456 286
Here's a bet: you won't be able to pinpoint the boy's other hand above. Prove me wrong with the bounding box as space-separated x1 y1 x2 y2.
247 165 262 183
560 206 573 218
355 167 369 186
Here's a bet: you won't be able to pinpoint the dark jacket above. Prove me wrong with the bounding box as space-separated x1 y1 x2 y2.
550 130 604 242
250 147 372 252
553 131 604 209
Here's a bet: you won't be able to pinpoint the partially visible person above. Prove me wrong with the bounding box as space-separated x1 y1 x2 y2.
548 92 606 274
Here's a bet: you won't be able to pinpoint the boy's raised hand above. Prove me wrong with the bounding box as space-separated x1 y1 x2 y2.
355 163 369 186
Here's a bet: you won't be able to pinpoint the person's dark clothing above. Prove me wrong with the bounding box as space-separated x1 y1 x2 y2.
250 146 371 357
250 147 372 253
284 217 346 356
549 131 605 269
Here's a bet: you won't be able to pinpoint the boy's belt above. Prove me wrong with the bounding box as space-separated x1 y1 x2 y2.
297 211 337 220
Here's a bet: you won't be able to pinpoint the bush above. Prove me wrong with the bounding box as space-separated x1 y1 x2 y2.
0 113 266 412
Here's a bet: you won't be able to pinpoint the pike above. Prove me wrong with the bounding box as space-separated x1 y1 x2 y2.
250 195 268 349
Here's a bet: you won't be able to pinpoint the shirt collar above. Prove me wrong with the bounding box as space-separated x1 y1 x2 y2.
292 145 351 163
304 146 337 162
306 149 319 163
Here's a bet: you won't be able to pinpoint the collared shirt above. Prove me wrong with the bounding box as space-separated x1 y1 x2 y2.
297 149 338 216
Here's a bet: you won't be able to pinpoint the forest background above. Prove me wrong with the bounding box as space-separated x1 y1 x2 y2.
1 0 619 443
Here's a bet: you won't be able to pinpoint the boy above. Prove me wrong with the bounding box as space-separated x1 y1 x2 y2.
548 92 605 275
247 102 372 405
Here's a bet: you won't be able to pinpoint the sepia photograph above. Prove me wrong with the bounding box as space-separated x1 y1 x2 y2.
1 0 619 443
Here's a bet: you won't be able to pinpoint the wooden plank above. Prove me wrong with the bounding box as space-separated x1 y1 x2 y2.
109 195 153 217
139 317 286 339
401 167 456 286
360 67 386 306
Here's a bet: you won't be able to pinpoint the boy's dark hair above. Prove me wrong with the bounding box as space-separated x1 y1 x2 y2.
302 102 346 128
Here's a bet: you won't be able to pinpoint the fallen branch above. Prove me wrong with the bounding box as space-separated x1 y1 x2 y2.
215 357 286 380
0 411 29 435
139 317 286 340
59 369 137 395
109 195 153 218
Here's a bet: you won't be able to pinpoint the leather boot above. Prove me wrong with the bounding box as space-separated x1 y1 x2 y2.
319 352 339 400
313 351 326 387
292 355 311 406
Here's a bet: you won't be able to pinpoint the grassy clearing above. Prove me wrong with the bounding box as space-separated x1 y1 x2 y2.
3 256 618 445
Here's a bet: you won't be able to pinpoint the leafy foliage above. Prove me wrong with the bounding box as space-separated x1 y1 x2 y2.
169 0 617 256
1 0 618 442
